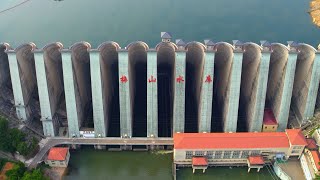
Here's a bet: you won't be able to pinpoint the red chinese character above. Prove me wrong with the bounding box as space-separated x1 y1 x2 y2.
205 75 213 83
120 75 128 83
176 75 184 83
148 75 156 83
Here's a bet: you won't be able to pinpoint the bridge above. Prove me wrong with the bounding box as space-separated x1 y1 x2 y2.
27 137 173 169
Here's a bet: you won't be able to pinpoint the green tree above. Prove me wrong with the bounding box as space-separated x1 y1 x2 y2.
17 142 29 156
21 168 48 180
6 162 26 180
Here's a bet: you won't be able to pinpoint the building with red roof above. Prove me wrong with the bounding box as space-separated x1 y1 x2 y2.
173 129 307 171
45 147 70 167
262 109 278 132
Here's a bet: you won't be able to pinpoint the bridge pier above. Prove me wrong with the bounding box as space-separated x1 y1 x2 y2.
94 145 106 150
120 145 132 151
69 144 81 149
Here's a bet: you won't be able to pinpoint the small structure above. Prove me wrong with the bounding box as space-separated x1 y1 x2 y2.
312 129 320 145
262 109 278 132
306 138 318 150
232 40 243 51
287 41 299 51
175 39 186 50
204 39 215 51
247 156 264 172
306 149 320 175
161 32 172 43
46 147 70 167
192 157 208 173
260 40 272 51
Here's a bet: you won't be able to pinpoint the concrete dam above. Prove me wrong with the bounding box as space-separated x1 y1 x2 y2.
0 34 319 138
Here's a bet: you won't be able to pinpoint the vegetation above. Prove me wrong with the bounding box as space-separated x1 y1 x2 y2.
0 116 38 156
5 162 48 180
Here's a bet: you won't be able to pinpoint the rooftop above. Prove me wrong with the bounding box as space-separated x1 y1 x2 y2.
174 129 307 149
306 138 318 150
47 147 69 161
192 157 208 166
263 109 277 125
285 129 307 146
310 150 320 170
248 156 264 165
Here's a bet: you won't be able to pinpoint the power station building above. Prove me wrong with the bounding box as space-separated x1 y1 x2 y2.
0 33 319 138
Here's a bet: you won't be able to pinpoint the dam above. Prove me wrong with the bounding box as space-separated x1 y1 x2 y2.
0 32 319 138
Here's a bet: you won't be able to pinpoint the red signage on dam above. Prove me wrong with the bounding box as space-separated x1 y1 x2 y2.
120 75 128 83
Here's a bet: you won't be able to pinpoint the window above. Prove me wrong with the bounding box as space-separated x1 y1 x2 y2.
223 151 232 159
186 151 193 159
207 151 214 159
195 151 205 156
251 150 260 156
293 146 302 150
241 151 250 158
273 126 275 129
232 151 241 159
291 150 300 154
215 151 222 159
265 126 267 129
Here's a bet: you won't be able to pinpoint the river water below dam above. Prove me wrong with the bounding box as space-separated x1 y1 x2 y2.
64 149 274 180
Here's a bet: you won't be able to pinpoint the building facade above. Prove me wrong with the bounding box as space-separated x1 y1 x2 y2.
45 147 70 168
173 129 307 166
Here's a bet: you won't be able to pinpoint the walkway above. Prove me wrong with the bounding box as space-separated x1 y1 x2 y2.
28 137 173 169
277 159 305 180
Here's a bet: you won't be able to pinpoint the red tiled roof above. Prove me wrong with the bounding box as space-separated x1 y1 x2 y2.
306 138 318 150
47 147 69 161
174 132 290 149
248 156 264 165
192 157 208 166
263 109 277 125
310 150 320 170
285 129 307 146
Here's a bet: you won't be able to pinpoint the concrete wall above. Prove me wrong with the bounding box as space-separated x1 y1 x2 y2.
238 43 270 132
0 44 10 88
185 42 205 133
156 42 176 137
291 45 319 124
266 44 296 131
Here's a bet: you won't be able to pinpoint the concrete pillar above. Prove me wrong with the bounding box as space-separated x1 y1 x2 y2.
118 50 132 138
303 52 320 120
248 167 251 173
173 51 186 133
277 52 297 131
61 50 80 137
147 50 158 137
90 50 107 137
224 52 243 132
199 51 215 132
248 49 271 132
193 168 195 174
34 51 56 137
7 51 29 121
257 167 261 172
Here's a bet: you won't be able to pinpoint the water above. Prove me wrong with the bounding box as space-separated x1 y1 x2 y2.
0 0 315 179
64 149 275 180
0 0 318 48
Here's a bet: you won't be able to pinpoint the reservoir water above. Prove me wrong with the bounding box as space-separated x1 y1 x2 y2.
0 0 316 179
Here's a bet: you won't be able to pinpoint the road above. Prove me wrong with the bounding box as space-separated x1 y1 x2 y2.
28 137 173 169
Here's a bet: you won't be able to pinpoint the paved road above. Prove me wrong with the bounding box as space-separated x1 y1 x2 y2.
28 137 173 169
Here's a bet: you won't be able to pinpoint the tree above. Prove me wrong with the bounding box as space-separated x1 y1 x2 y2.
17 142 29 156
21 169 48 180
6 162 26 180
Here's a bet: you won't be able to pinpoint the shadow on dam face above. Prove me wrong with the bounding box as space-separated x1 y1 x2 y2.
16 44 41 121
185 42 205 133
0 44 14 115
211 43 233 132
157 43 175 137
43 43 67 127
71 43 93 129
128 43 147 137
265 44 289 120
99 43 120 137
237 44 261 132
